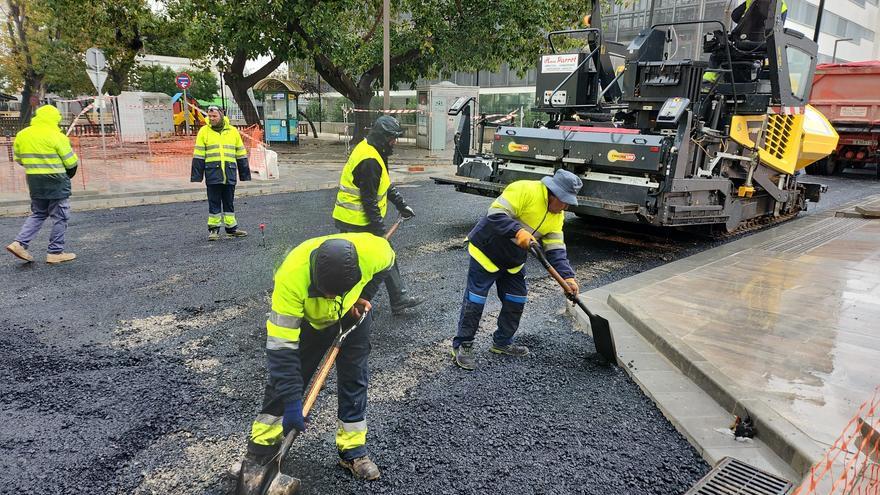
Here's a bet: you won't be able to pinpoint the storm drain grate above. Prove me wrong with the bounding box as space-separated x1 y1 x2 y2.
683 457 793 495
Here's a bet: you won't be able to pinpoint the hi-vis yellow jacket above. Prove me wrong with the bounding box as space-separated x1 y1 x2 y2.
332 139 390 226
13 105 78 200
191 117 250 185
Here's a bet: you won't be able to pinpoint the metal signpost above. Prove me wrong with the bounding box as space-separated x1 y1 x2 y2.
86 47 108 157
176 72 192 135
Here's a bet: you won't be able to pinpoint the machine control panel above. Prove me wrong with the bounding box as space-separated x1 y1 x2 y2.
656 97 690 125
543 90 568 106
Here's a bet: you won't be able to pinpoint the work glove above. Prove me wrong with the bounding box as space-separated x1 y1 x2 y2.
283 399 306 434
564 278 579 296
400 206 415 219
513 229 537 250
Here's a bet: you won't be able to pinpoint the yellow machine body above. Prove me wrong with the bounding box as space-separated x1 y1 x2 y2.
729 105 839 175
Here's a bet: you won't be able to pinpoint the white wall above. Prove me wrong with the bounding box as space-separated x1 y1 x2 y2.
787 0 880 62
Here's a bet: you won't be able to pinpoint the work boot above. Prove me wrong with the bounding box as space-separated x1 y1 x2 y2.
452 343 476 371
386 262 424 314
391 295 425 315
338 456 381 481
227 229 248 238
46 252 76 264
490 342 529 357
6 241 33 262
208 228 220 241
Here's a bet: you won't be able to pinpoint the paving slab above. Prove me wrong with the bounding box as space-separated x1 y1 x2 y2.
573 194 880 484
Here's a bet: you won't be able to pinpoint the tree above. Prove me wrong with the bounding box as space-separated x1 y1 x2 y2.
290 0 589 138
132 65 217 101
0 0 196 123
172 0 591 129
171 0 297 125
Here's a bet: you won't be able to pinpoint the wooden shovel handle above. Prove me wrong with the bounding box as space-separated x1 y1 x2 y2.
529 242 574 294
384 215 404 240
302 346 340 417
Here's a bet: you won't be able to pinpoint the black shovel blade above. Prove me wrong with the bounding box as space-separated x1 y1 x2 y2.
236 457 275 495
588 312 617 366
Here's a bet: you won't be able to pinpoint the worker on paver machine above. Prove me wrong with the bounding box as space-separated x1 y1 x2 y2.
190 106 251 241
703 0 788 88
451 169 582 370
240 233 395 481
5 105 79 264
332 115 424 315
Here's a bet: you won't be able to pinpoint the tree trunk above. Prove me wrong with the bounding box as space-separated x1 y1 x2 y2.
19 72 43 127
350 92 374 143
223 48 286 127
224 71 260 126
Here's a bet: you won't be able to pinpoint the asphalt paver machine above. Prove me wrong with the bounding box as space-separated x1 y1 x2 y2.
435 0 838 234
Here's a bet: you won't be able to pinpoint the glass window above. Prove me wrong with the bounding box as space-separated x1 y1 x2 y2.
264 94 287 119
287 95 297 117
786 46 813 100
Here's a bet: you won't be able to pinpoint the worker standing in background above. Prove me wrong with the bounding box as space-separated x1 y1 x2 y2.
191 106 251 241
332 115 424 315
242 233 395 480
451 169 582 371
5 105 79 264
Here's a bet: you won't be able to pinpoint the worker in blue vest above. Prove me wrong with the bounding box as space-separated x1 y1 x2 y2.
452 169 583 370
332 116 424 315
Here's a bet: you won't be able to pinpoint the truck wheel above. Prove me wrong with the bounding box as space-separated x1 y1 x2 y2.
822 158 838 175
805 161 824 175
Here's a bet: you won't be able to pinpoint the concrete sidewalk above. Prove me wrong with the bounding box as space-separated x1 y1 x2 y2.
0 138 456 217
573 195 880 484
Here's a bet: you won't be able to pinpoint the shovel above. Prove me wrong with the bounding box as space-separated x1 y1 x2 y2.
383 214 410 240
236 311 370 495
528 242 617 366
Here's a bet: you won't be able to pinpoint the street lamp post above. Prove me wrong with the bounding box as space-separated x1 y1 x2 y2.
832 38 853 63
383 0 390 111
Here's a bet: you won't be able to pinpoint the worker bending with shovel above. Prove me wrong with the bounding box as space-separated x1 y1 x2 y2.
332 116 424 315
241 233 395 482
452 169 582 370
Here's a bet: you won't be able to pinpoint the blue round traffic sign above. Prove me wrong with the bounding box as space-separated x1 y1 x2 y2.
176 73 192 90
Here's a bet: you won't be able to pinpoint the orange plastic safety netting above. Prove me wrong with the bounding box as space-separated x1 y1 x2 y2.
793 386 880 495
0 123 265 200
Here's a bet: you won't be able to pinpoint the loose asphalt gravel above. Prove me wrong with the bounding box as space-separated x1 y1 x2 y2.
1 172 878 495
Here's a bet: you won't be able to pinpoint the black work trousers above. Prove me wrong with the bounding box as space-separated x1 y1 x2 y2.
206 183 238 232
248 312 372 460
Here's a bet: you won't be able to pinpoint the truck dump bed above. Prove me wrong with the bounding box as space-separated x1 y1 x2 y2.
811 61 880 127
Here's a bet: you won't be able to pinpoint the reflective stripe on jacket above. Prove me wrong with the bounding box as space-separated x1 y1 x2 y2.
265 232 395 404
468 180 570 275
13 105 79 200
191 117 250 185
332 139 390 226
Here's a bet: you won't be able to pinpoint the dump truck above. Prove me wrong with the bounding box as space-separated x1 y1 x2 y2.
433 0 839 234
806 61 880 176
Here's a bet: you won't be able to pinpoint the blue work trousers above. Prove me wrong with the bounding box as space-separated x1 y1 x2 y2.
453 256 527 349
15 198 70 254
